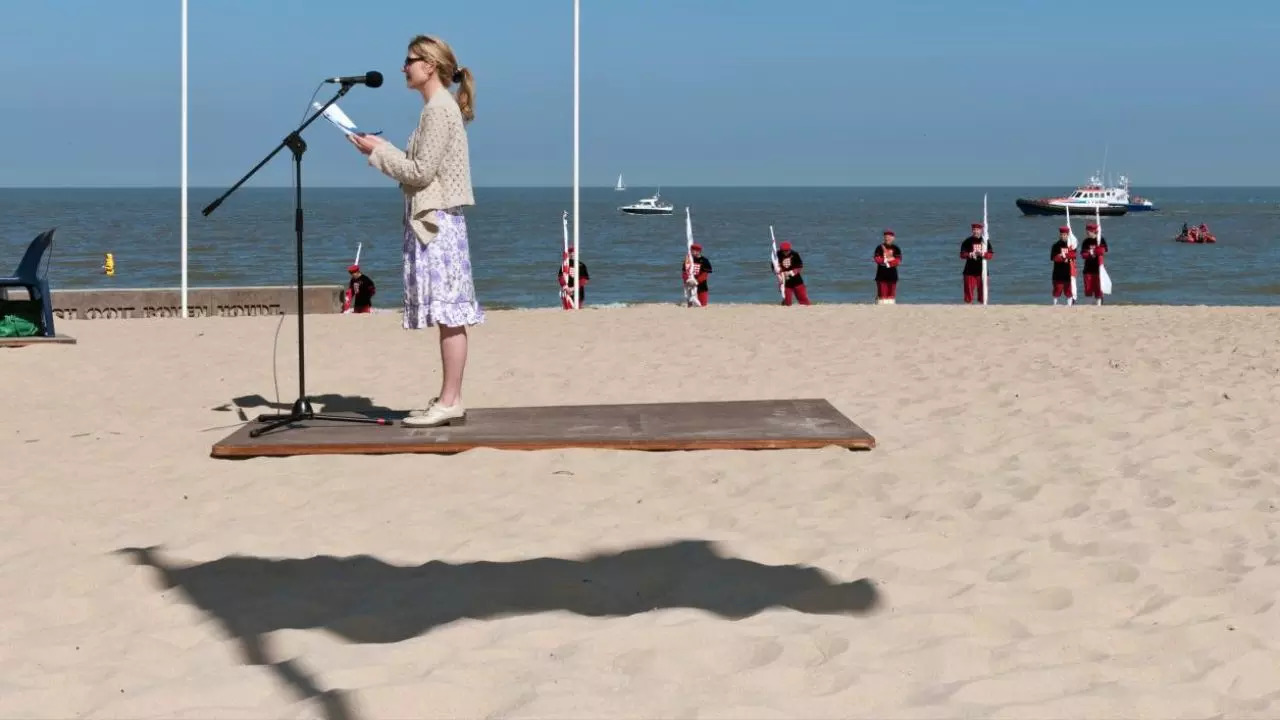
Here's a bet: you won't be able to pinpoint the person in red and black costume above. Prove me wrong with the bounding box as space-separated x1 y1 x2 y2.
557 250 573 309
557 246 589 308
682 243 712 306
774 241 810 305
1049 226 1077 305
872 229 901 304
1080 222 1108 305
958 222 993 303
343 264 376 313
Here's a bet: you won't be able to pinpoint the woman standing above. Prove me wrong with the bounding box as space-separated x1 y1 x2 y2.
350 34 481 427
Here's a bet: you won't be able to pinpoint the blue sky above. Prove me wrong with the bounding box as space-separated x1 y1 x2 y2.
0 1 180 187
2 0 1276 187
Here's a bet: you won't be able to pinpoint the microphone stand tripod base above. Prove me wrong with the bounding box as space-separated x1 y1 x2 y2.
250 398 389 438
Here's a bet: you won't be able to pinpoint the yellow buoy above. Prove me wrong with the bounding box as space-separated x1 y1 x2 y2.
103 253 115 276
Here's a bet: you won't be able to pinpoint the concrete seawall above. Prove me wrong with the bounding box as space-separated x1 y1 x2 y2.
2 286 346 320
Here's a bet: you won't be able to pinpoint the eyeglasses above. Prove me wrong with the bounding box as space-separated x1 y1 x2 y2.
404 56 428 67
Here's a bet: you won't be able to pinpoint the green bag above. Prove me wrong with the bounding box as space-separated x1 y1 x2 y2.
0 314 39 337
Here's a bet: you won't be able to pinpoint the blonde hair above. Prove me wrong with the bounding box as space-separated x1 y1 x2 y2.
409 34 475 123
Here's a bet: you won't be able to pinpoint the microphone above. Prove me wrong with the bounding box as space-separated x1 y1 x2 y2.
325 71 383 88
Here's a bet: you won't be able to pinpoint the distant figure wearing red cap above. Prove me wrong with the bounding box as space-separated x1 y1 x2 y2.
1049 226 1077 305
1080 223 1108 305
959 222 993 303
342 264 376 313
873 230 901 304
682 243 712 307
773 241 810 305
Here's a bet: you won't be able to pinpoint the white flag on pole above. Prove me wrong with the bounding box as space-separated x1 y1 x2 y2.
684 207 701 307
1094 205 1113 295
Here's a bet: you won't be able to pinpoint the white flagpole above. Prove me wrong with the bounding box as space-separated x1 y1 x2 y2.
571 0 580 309
341 242 363 314
180 0 189 317
981 193 989 305
1095 205 1112 300
769 226 783 299
561 209 575 308
1065 205 1078 304
684 207 699 306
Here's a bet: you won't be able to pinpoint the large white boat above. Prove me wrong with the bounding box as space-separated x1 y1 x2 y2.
1015 174 1158 216
1115 175 1158 211
618 190 673 215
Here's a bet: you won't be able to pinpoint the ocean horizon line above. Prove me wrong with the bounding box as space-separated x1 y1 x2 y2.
5 184 1280 191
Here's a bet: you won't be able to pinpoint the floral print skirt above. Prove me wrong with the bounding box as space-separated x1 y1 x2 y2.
402 201 485 329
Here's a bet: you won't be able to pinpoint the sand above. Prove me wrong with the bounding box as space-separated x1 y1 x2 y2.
3 303 1279 719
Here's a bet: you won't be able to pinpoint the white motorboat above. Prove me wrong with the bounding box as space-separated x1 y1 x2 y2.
1015 173 1159 216
618 190 673 215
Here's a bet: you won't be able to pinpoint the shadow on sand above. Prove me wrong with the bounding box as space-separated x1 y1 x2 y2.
202 394 403 433
117 540 880 719
213 393 404 421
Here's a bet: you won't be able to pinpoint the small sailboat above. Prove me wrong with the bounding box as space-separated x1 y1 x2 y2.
615 174 626 191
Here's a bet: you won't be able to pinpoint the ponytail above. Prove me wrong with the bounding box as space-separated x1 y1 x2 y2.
453 66 475 123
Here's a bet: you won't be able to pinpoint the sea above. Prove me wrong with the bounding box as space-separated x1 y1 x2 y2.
3 186 1278 309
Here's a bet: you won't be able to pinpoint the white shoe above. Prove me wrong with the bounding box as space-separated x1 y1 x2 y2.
402 401 466 427
407 397 439 418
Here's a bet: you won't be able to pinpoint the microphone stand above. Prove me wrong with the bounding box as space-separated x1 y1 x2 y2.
202 81 390 438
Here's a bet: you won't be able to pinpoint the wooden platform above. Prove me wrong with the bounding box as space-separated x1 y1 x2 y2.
0 334 76 348
209 398 875 458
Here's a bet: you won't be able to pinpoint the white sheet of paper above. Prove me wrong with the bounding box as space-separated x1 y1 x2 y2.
313 101 376 136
